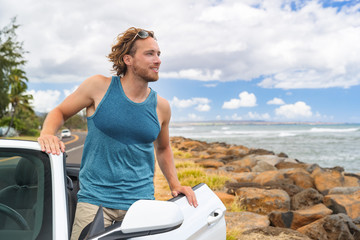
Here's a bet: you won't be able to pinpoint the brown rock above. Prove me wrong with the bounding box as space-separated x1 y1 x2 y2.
328 186 360 195
215 191 235 207
248 148 275 155
324 190 360 219
225 211 270 233
275 161 309 170
291 188 323 210
252 161 277 172
263 181 303 197
297 213 360 240
195 159 224 168
241 226 311 240
253 171 285 185
345 175 360 187
235 187 290 214
221 165 251 173
233 155 259 168
233 172 259 183
286 170 315 189
252 155 284 166
313 168 345 193
269 204 332 229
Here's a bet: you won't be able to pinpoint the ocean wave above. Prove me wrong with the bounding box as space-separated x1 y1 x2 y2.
310 127 359 133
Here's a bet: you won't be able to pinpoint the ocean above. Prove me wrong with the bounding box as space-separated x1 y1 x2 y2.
169 123 360 173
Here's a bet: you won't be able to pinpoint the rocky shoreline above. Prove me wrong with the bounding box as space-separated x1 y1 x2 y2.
170 136 360 240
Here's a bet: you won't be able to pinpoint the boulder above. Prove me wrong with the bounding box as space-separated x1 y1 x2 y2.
252 155 284 166
328 186 360 195
248 148 275 156
252 161 277 172
269 204 332 229
275 161 309 170
233 172 259 183
235 187 290 215
195 159 224 168
285 171 315 189
225 211 270 233
215 191 235 207
345 175 360 187
232 155 259 168
291 188 323 210
253 171 285 185
297 213 360 240
241 226 311 240
312 168 345 193
324 190 360 219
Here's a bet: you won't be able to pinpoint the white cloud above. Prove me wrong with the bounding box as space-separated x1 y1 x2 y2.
27 89 61 113
171 97 211 112
0 1 359 90
275 101 312 119
161 69 222 81
63 85 79 97
195 104 211 112
222 91 257 109
267 97 285 105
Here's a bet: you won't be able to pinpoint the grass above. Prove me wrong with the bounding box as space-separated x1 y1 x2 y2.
172 149 193 159
228 196 247 212
176 161 230 190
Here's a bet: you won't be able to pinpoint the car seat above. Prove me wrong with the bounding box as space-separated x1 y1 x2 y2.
0 158 38 230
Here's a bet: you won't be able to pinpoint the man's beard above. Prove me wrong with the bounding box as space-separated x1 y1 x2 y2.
133 64 159 82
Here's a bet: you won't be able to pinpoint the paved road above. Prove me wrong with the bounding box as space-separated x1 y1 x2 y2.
62 131 87 165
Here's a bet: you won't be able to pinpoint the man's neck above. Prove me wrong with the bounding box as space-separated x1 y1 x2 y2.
121 74 150 103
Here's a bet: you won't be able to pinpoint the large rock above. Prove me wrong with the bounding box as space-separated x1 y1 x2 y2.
328 186 360 195
269 204 332 229
275 161 309 170
312 167 345 193
252 161 277 172
324 190 360 219
284 169 315 189
253 170 285 185
233 172 259 183
241 226 311 240
225 211 270 233
235 187 290 214
291 188 323 210
297 213 360 240
195 159 224 168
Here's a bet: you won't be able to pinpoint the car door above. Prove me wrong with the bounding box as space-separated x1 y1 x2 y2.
0 140 54 240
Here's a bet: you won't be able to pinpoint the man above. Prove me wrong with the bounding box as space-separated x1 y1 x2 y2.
37 27 198 240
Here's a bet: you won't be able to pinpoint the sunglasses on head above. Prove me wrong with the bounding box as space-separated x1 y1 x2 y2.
130 30 156 42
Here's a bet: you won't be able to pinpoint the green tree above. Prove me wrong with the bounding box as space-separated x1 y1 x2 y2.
0 17 27 118
0 17 37 136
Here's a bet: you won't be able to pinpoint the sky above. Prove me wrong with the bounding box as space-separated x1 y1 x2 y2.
1 0 360 123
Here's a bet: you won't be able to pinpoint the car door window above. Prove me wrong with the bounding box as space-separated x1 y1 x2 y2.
0 148 53 240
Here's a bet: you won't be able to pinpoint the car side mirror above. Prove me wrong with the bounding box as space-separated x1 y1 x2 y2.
121 200 184 233
86 200 184 240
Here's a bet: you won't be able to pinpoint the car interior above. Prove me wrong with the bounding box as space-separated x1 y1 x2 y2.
0 149 53 240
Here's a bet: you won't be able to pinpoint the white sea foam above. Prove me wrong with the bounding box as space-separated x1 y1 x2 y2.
310 127 359 133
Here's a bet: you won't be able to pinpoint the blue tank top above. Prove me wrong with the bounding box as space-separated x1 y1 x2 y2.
77 76 161 210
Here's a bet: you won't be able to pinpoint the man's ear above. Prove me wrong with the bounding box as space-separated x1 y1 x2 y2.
123 54 132 65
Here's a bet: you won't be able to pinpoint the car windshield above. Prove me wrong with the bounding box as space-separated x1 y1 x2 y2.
0 148 52 240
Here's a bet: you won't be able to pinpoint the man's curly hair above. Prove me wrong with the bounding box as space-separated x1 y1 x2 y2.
107 27 155 76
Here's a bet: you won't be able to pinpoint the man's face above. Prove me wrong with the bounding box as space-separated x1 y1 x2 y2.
128 37 161 82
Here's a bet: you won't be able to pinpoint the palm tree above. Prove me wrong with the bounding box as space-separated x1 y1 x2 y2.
3 68 33 136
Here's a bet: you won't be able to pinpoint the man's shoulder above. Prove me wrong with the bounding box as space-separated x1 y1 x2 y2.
86 74 112 84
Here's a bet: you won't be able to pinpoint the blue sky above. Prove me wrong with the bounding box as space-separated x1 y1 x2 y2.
1 0 360 123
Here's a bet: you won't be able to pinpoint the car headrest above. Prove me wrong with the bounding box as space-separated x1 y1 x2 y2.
15 158 38 186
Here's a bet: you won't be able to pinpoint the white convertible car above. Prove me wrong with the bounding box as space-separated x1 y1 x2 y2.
0 139 226 240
